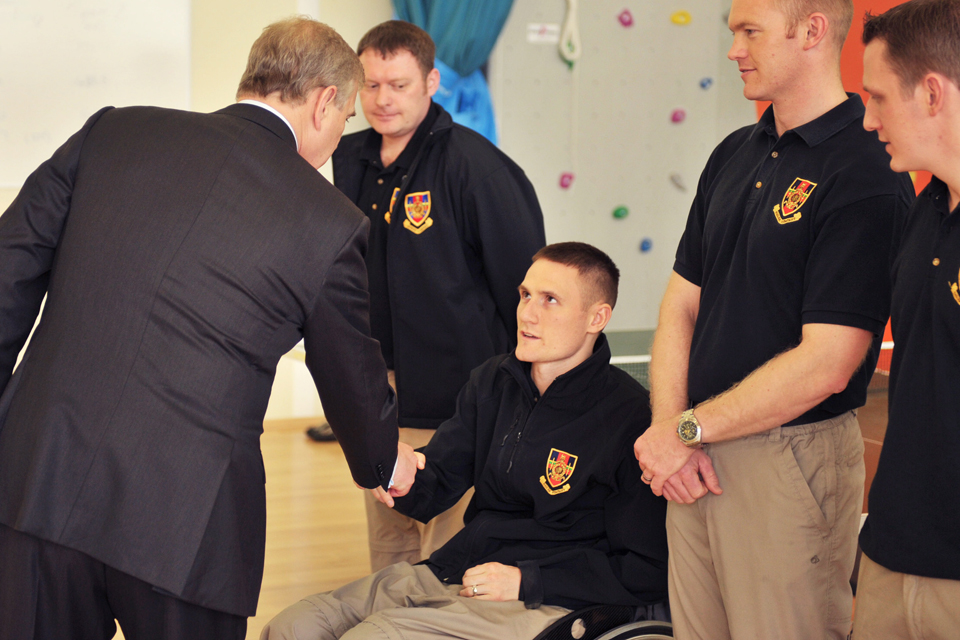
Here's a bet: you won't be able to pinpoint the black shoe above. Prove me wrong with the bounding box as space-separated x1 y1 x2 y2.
306 421 337 442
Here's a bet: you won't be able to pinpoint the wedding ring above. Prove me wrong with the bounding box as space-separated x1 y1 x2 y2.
472 584 478 596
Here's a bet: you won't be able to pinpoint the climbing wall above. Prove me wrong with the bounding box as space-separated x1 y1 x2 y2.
488 0 755 331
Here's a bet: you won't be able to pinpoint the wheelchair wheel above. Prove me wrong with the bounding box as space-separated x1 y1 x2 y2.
594 620 674 640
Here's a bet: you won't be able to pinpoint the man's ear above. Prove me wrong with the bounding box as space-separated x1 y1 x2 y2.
802 12 829 51
313 85 339 128
921 73 947 116
426 68 440 98
587 303 612 334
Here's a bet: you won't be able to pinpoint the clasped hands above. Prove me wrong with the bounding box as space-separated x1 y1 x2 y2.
369 442 425 508
633 415 722 504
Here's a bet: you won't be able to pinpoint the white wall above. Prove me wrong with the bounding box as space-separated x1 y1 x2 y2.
489 0 755 331
4 0 755 418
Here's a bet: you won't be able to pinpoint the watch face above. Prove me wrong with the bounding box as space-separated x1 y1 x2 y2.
678 419 699 442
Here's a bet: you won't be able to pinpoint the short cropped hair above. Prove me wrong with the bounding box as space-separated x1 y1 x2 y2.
237 16 363 108
357 21 436 79
863 0 960 96
533 242 620 309
776 0 853 51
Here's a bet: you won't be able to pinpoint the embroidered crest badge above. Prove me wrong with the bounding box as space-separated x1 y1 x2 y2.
403 191 433 234
540 448 578 495
950 267 960 306
773 178 818 225
386 187 400 224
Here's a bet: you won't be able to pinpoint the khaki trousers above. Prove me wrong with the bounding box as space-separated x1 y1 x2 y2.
365 427 473 572
260 562 570 640
667 412 865 640
852 552 960 639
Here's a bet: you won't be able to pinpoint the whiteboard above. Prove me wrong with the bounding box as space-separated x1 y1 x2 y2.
0 0 190 188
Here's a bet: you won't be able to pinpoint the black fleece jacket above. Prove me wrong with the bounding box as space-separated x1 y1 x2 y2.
392 334 668 610
332 103 545 430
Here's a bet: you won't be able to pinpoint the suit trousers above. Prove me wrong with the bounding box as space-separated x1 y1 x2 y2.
364 428 473 571
0 524 246 640
667 411 865 640
260 562 570 640
852 552 960 640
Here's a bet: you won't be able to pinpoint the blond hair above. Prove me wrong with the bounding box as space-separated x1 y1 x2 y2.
237 16 363 108
776 0 854 51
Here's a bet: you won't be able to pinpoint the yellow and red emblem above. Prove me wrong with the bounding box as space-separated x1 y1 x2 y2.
385 187 400 224
773 177 817 225
950 267 960 306
540 448 577 495
403 190 433 234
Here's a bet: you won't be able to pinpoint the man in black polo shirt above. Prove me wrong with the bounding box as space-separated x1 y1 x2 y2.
309 21 545 572
633 0 914 638
854 2 960 636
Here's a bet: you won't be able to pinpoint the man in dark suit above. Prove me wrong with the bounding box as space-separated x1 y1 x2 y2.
0 17 421 640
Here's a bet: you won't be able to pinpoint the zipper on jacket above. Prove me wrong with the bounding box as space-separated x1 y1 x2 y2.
501 415 519 446
505 424 523 474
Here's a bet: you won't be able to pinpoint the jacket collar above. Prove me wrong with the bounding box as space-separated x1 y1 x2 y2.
216 103 298 150
358 101 451 170
502 333 613 403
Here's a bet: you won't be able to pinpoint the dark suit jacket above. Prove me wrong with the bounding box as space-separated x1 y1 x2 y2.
0 104 398 617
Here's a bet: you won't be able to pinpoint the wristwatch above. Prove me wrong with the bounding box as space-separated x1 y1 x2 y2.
677 409 702 448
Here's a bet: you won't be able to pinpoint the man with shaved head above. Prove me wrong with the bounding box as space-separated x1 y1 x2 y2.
264 243 669 640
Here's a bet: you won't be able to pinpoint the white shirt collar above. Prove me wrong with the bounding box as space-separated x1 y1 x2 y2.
238 99 298 150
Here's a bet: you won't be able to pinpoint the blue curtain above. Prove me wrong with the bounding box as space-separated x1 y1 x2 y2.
393 0 515 145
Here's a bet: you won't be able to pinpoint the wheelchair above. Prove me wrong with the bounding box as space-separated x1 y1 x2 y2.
533 604 673 640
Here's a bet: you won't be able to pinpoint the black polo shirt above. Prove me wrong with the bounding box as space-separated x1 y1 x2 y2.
675 95 913 425
860 177 960 580
356 105 439 368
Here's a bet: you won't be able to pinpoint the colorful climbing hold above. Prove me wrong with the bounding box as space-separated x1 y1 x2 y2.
699 77 714 90
559 172 575 189
671 109 686 124
671 10 692 25
612 206 629 219
618 9 634 27
640 238 653 252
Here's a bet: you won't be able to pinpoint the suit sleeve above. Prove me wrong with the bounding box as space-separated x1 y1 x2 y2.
466 163 545 347
302 216 398 491
517 435 669 609
392 370 481 522
0 107 111 392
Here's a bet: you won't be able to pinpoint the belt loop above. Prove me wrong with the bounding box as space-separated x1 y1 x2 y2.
768 425 783 442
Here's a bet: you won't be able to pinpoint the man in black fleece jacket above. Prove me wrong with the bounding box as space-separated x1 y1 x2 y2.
263 243 668 640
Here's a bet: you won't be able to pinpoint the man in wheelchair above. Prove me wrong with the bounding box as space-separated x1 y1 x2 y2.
262 242 671 639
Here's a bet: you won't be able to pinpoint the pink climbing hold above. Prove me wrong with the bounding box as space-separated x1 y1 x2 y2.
559 172 575 189
671 109 687 124
618 9 634 27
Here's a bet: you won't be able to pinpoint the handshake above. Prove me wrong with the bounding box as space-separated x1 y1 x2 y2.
368 442 425 508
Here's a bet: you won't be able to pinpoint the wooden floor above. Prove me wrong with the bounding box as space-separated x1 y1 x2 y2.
115 386 890 640
248 417 374 638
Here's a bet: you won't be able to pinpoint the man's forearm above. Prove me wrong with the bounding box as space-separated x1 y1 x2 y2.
649 273 699 422
696 323 873 443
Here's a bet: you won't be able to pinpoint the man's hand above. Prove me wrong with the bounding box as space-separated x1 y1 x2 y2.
459 562 521 601
660 449 722 504
634 415 697 497
370 442 425 508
